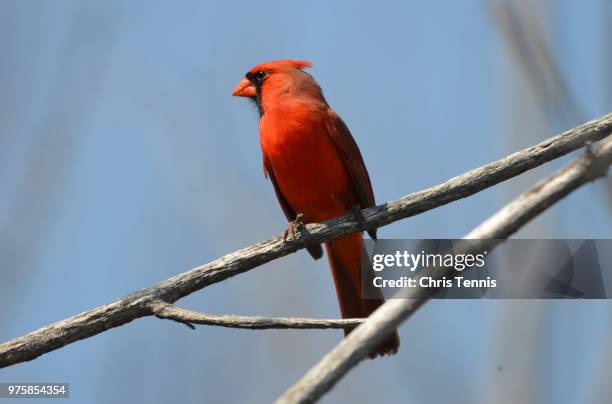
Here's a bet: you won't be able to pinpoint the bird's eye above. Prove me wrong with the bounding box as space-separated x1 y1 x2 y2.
254 70 266 81
247 70 267 84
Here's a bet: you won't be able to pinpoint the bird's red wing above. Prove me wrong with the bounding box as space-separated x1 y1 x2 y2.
325 109 377 239
263 154 323 259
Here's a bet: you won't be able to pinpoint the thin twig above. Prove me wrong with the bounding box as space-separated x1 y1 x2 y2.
276 135 612 404
0 113 611 369
150 301 363 330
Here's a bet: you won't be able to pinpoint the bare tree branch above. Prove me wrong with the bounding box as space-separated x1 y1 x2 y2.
276 135 612 404
0 113 611 369
150 301 362 330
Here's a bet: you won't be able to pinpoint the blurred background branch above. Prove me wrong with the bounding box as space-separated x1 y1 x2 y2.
0 2 116 324
488 0 612 220
487 0 584 130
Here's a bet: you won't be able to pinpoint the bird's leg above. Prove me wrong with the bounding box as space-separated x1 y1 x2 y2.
351 205 378 240
283 213 306 241
351 206 365 228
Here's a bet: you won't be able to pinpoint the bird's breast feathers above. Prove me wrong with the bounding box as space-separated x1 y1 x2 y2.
259 107 356 221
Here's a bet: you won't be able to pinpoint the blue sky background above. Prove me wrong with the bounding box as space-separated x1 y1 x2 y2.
1 1 611 403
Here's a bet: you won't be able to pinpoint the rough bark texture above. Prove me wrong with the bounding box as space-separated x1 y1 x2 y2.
1 113 611 369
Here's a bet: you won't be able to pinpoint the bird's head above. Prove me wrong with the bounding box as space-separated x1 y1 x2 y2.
232 60 321 115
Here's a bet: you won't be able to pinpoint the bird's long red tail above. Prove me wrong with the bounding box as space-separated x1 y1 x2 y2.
325 233 400 358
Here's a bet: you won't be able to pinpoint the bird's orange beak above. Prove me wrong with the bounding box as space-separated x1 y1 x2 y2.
232 78 256 97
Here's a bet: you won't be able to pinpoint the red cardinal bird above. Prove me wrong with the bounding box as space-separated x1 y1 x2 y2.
233 60 399 357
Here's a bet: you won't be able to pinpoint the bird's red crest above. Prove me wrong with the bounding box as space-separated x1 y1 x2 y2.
247 60 312 74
